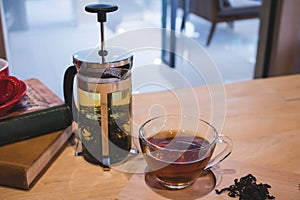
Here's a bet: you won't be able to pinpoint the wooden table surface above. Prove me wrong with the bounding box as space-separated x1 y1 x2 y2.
1 74 300 199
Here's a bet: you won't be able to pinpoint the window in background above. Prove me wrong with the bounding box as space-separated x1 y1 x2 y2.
1 0 259 98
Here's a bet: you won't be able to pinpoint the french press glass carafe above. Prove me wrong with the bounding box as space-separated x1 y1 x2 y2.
63 4 134 170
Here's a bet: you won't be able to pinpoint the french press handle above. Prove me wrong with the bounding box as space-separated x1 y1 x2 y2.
63 65 77 121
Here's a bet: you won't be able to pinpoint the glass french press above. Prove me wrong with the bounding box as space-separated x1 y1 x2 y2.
63 4 135 170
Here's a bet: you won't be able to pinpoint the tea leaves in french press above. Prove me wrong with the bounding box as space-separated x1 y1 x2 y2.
63 4 135 170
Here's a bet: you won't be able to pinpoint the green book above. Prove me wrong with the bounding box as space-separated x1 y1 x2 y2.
0 78 72 146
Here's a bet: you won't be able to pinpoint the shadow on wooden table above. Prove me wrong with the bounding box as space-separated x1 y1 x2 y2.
143 170 216 200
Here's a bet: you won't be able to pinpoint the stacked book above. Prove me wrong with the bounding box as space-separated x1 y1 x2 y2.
0 79 73 190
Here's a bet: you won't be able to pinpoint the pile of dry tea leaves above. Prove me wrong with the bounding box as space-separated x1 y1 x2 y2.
215 174 275 200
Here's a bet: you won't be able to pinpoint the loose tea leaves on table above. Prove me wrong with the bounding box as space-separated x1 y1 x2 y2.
215 174 275 200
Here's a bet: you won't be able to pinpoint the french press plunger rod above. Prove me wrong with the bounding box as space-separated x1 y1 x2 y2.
64 3 134 171
85 4 118 170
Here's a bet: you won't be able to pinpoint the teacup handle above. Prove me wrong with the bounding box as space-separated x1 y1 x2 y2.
0 76 20 104
206 135 233 169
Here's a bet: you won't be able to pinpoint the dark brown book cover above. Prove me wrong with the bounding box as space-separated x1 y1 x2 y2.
0 78 72 145
0 127 73 190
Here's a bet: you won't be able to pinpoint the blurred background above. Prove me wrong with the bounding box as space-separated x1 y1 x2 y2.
0 0 299 98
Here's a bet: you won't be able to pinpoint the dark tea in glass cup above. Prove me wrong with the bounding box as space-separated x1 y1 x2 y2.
139 115 232 190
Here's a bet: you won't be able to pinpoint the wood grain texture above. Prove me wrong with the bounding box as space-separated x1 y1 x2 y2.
0 74 299 199
118 160 300 200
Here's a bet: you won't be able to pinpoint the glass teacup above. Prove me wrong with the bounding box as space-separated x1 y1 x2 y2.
139 115 232 189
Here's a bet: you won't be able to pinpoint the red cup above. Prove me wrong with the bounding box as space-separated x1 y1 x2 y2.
0 58 27 116
0 58 9 77
0 58 23 105
0 76 21 105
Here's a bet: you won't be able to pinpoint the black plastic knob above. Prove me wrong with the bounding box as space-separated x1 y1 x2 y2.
85 4 118 22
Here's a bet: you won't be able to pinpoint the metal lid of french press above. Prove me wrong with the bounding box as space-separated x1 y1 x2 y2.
73 4 133 70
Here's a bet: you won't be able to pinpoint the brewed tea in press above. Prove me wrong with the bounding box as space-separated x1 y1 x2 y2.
63 4 136 170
